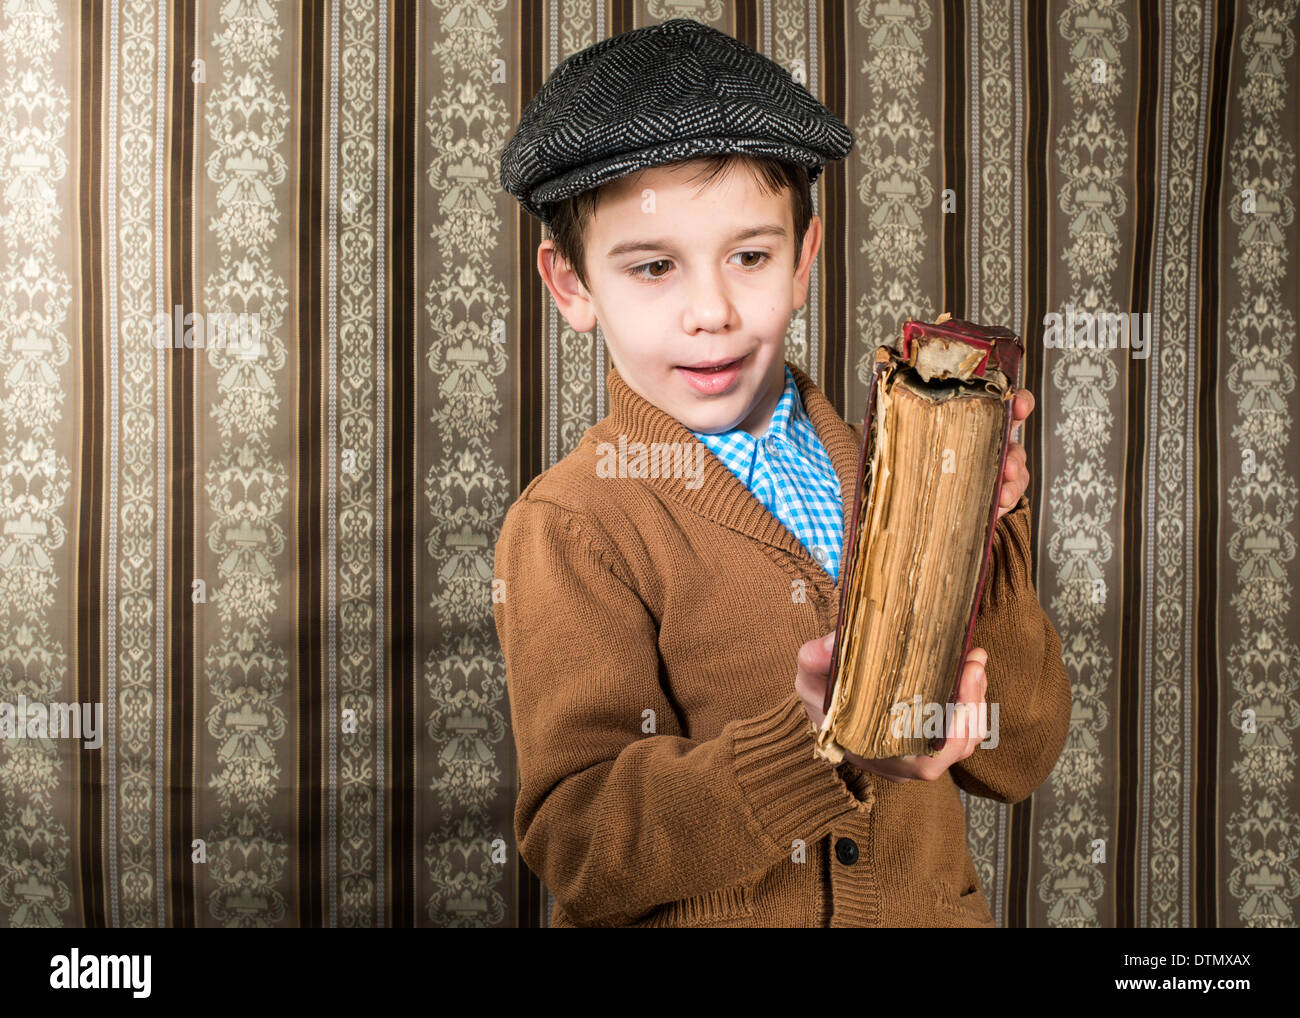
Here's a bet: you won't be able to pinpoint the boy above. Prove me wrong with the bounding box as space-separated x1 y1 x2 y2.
494 18 1071 927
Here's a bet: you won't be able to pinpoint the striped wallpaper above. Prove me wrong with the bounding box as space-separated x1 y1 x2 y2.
0 0 1295 928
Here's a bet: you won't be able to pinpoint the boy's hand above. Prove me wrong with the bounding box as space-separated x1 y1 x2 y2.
796 631 989 783
997 388 1035 520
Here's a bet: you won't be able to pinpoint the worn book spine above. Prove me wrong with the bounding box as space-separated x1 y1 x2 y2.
820 317 1024 760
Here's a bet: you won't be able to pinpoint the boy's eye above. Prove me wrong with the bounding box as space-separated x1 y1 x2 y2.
628 259 673 280
625 251 770 281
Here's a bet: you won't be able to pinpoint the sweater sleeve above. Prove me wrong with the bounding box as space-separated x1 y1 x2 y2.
949 494 1072 804
493 494 865 927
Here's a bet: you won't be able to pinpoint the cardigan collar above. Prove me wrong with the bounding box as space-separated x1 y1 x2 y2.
599 358 863 590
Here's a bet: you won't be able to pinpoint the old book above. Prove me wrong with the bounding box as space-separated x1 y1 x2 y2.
814 315 1024 764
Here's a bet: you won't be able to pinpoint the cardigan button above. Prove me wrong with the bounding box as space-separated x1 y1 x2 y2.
835 837 859 866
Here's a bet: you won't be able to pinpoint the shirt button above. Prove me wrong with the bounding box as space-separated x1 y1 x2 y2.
812 545 827 564
765 436 779 453
835 837 859 866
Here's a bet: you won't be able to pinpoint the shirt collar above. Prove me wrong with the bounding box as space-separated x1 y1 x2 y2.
764 364 801 443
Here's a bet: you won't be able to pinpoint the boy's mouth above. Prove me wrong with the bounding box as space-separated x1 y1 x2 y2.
681 358 743 374
677 354 747 394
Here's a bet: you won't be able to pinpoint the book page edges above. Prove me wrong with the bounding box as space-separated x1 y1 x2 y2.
816 359 1010 762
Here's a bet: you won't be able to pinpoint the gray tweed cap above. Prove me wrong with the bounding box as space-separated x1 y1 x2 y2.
499 18 854 226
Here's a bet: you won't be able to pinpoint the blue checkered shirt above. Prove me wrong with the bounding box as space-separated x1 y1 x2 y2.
690 365 844 582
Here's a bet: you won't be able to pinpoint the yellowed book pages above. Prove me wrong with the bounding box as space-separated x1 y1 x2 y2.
816 344 1012 763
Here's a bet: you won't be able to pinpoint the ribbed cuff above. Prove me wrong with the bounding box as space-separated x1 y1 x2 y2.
730 691 865 851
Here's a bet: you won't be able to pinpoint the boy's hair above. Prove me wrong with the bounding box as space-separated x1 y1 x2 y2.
545 154 813 293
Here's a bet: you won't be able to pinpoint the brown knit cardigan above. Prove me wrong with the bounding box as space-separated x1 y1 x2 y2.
493 359 1072 927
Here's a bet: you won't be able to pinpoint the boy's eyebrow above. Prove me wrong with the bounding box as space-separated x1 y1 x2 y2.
604 224 787 259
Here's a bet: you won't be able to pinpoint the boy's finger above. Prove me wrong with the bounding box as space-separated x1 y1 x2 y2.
1010 390 1034 445
935 648 987 747
1003 443 1027 478
961 649 989 692
1000 477 1024 511
952 656 987 737
796 631 836 676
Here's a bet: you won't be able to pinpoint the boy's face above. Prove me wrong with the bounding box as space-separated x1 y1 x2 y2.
537 159 822 437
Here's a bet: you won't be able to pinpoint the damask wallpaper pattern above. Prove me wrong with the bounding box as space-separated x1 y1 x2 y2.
0 0 1295 927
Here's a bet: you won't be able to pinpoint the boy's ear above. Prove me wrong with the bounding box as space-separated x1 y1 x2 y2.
792 214 823 312
537 239 598 333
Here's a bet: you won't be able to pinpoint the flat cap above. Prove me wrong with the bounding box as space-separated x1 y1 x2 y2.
500 18 854 226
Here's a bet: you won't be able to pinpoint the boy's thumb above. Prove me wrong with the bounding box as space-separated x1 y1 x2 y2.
823 631 836 653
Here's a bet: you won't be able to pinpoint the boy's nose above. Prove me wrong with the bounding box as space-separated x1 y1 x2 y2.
681 274 736 334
